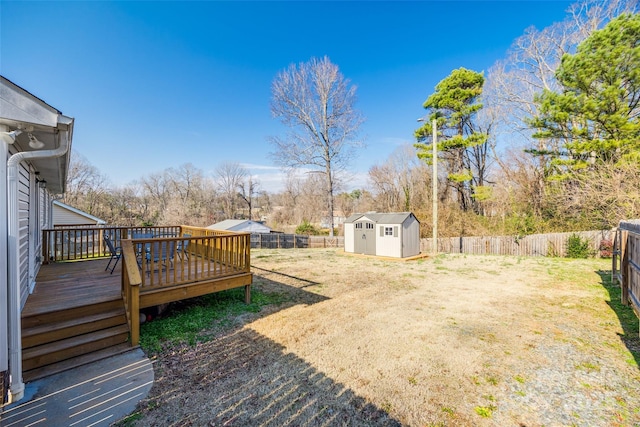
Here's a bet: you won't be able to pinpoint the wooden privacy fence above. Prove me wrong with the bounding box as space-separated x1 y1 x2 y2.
309 236 344 248
612 220 640 335
422 229 613 257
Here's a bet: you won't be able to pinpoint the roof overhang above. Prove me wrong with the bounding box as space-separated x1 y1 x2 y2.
1 76 74 194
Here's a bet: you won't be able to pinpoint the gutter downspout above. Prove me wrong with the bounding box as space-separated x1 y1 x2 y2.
1 136 9 405
7 129 70 403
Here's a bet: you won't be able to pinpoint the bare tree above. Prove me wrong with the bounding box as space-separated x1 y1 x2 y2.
369 144 431 213
63 151 109 216
139 171 172 225
485 0 636 137
237 175 260 220
214 162 247 219
270 56 364 236
483 0 637 224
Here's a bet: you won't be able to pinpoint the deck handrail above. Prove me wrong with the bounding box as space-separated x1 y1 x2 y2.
42 226 183 263
121 240 142 345
132 233 250 290
39 225 252 348
120 230 251 345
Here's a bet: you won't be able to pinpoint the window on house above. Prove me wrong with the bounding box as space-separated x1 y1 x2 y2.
384 227 393 236
355 223 362 229
366 223 374 229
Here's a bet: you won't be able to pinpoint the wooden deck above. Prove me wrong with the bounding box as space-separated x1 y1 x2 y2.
24 259 121 317
22 260 128 381
23 249 252 381
22 226 253 381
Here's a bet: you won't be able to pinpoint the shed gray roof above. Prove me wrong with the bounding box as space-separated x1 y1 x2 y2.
206 219 272 233
344 212 418 224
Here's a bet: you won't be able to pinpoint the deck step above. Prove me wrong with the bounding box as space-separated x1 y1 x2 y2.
22 324 130 372
21 299 123 329
22 308 127 348
23 343 137 383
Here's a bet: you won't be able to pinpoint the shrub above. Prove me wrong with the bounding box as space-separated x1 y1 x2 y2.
295 220 319 235
566 233 592 258
599 239 613 258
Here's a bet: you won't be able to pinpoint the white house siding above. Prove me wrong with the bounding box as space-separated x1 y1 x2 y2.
376 223 402 258
344 222 355 252
53 207 93 225
402 218 420 257
30 177 47 287
18 162 31 309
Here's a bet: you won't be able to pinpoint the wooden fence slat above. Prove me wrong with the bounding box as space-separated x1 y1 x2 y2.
612 220 640 336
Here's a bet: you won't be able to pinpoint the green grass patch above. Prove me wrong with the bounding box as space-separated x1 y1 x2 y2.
139 288 288 354
597 270 640 368
485 376 499 386
112 411 143 426
575 361 601 372
474 405 496 418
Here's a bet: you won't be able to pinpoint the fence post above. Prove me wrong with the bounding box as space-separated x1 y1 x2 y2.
612 229 619 284
621 229 629 306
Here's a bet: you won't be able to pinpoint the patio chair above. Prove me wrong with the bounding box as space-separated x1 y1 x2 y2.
104 234 122 274
145 240 175 274
176 234 191 260
132 232 155 268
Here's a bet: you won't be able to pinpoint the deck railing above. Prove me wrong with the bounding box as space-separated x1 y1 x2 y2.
42 226 182 263
42 225 252 346
128 233 251 290
121 230 251 345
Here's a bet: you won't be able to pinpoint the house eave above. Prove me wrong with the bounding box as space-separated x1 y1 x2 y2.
1 76 74 194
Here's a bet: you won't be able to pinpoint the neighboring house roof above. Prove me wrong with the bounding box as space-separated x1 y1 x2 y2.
207 220 272 233
344 212 419 224
1 76 74 193
53 200 106 225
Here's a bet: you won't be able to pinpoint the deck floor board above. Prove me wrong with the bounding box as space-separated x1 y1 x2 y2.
23 259 122 317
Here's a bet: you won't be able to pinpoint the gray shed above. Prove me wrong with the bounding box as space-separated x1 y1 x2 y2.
344 212 420 258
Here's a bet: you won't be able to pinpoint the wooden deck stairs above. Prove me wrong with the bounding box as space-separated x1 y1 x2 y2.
21 260 132 382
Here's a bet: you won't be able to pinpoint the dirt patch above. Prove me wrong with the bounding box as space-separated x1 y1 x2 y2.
129 249 640 426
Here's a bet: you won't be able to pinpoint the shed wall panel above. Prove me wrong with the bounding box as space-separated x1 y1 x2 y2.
402 217 420 257
53 208 95 225
376 223 403 257
344 223 355 252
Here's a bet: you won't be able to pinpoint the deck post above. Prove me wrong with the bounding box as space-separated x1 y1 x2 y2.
244 284 251 304
130 284 140 346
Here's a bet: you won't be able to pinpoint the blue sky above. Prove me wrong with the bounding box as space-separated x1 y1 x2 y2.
1 1 573 192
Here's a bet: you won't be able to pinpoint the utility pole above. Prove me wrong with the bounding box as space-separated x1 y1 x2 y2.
417 117 439 254
431 118 438 254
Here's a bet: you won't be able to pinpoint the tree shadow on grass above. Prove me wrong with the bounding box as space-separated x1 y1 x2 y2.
136 328 402 426
597 270 640 370
132 271 402 426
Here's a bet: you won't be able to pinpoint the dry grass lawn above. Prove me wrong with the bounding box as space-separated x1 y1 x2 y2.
132 249 640 426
